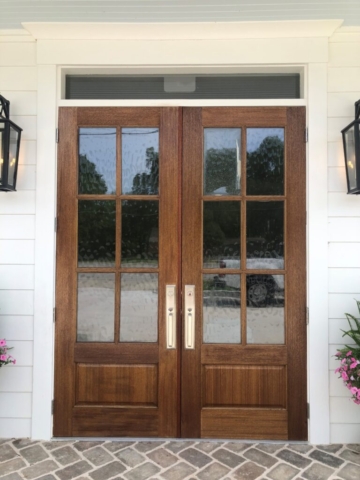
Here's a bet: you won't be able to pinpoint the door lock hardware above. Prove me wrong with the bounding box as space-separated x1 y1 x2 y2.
166 285 176 349
185 285 195 349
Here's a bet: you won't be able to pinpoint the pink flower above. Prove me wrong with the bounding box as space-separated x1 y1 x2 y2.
13 359 16 365
335 367 341 374
351 361 358 369
346 350 353 357
350 387 358 395
0 339 6 347
335 351 342 356
0 354 7 361
342 371 349 381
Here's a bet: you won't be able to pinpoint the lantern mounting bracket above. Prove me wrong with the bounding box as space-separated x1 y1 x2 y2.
0 95 10 119
355 99 360 120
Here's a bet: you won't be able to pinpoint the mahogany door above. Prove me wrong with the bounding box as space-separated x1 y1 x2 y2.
181 107 307 440
54 107 181 437
54 106 306 440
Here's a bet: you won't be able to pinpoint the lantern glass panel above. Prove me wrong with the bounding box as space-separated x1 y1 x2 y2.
8 126 19 187
0 121 5 187
345 126 357 191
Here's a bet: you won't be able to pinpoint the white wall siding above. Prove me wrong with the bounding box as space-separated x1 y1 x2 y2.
0 265 34 290
0 34 36 438
328 27 360 442
0 316 33 341
0 216 36 239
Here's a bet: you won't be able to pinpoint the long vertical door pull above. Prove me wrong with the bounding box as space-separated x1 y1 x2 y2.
166 285 176 349
185 285 195 349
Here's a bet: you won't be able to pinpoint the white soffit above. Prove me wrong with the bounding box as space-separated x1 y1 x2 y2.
22 19 343 40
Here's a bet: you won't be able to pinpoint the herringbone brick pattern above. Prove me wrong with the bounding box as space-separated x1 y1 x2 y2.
0 439 360 480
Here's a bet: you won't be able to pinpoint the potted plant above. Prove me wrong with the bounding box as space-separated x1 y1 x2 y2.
335 300 360 404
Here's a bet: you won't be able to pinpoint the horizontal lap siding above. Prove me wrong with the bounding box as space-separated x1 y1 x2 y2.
0 37 36 437
328 28 360 442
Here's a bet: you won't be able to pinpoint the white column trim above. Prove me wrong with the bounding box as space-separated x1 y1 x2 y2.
32 65 57 440
307 63 330 443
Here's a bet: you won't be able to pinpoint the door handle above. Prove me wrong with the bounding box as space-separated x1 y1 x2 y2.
185 285 195 349
166 285 176 349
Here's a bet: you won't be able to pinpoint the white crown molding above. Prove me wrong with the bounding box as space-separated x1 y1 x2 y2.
22 19 343 41
0 28 35 42
0 29 30 35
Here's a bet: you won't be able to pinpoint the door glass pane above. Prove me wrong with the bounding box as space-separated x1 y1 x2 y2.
78 200 116 267
120 273 158 342
122 128 159 195
0 126 4 186
203 274 241 344
204 128 241 195
121 200 158 267
247 128 284 195
77 273 115 342
203 201 240 268
246 274 284 344
79 128 116 195
246 201 284 269
8 126 19 187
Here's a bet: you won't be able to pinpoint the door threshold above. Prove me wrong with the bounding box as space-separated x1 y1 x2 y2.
52 437 309 444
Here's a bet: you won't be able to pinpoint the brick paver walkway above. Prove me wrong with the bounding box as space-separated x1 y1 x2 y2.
0 439 360 480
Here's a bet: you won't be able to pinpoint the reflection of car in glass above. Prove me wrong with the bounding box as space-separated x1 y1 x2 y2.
212 258 284 307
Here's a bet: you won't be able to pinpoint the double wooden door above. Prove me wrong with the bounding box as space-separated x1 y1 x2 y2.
54 106 306 439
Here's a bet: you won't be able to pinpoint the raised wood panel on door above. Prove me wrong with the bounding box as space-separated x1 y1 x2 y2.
181 107 307 440
203 366 287 408
54 107 180 437
76 364 158 405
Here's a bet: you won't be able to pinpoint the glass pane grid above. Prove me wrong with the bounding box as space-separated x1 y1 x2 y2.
202 126 286 347
76 125 161 347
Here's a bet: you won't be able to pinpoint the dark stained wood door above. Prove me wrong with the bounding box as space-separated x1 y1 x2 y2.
54 106 306 440
54 107 181 437
181 107 307 440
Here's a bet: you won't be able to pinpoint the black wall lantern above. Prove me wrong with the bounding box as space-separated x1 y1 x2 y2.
0 95 22 192
342 100 360 194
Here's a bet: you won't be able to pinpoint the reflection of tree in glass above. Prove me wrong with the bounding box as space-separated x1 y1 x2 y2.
203 202 240 260
78 155 116 265
122 201 158 266
121 147 159 265
79 154 109 194
78 200 116 265
131 147 159 195
247 202 284 259
205 148 239 194
247 136 284 195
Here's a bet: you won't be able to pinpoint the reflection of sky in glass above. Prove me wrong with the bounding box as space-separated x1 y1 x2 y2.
247 128 284 152
205 128 241 151
122 128 159 194
79 128 116 194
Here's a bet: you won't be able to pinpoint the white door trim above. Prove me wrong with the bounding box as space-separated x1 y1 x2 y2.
32 38 329 444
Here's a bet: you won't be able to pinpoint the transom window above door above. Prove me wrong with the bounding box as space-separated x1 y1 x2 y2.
65 74 301 100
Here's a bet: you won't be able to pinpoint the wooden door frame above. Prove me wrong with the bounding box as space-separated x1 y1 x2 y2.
54 105 306 439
